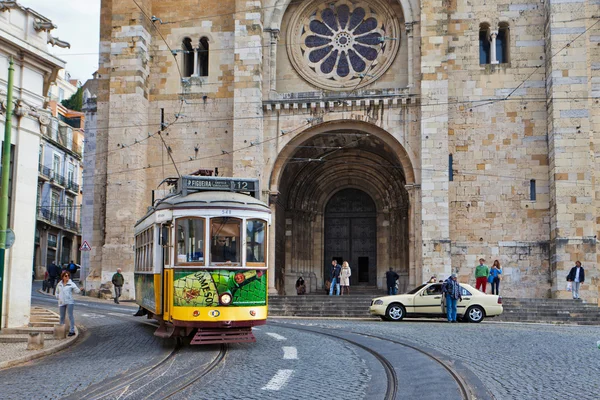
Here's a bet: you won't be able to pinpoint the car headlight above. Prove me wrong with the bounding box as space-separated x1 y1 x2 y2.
219 293 232 306
373 300 384 305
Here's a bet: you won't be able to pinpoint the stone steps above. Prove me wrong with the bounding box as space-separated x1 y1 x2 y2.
0 334 56 343
268 296 600 324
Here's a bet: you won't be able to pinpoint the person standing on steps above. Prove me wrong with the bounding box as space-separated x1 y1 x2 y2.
489 260 502 295
55 271 83 336
340 261 352 295
295 276 306 295
329 259 341 296
566 261 585 300
112 268 125 304
385 267 400 295
474 258 489 293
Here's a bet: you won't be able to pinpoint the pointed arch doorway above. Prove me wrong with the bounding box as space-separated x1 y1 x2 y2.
324 188 377 286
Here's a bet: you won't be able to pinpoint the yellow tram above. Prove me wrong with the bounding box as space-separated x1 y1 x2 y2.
133 176 271 344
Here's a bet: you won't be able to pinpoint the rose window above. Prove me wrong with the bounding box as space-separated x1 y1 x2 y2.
287 0 400 91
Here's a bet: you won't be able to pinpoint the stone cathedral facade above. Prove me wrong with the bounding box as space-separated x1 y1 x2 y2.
87 0 599 303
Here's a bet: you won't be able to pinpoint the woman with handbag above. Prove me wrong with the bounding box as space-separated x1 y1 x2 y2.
489 260 502 295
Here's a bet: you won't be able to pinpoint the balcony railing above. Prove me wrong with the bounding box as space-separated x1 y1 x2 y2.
37 208 81 233
66 180 80 193
38 164 52 179
49 172 66 187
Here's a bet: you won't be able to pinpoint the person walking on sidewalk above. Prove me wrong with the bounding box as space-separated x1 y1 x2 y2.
112 268 125 304
55 271 83 337
442 274 463 322
474 258 489 293
567 261 585 300
46 261 59 295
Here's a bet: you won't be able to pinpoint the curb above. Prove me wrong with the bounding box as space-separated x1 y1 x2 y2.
0 310 80 371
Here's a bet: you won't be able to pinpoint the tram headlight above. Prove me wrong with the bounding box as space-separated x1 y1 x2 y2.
219 293 232 306
373 299 384 305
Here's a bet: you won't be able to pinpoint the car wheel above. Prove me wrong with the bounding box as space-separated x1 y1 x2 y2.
385 303 405 321
466 306 485 323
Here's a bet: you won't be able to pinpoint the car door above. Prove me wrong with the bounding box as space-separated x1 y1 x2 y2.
413 283 443 314
457 286 472 316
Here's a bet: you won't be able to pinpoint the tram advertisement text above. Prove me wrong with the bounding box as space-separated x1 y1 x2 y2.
173 269 266 307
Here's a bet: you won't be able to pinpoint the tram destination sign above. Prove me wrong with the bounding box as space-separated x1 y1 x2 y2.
180 176 259 198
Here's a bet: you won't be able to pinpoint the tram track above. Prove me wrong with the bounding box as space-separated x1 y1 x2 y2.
270 321 473 400
271 322 398 400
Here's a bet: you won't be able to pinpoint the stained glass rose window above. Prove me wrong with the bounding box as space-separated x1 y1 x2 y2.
287 0 400 91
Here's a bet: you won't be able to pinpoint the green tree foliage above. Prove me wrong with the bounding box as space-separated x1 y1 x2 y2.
61 87 83 111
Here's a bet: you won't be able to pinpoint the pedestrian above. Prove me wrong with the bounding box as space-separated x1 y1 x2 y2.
385 267 400 295
442 274 462 322
295 276 306 295
68 260 79 277
474 258 489 293
329 259 341 296
489 260 502 295
46 261 59 295
55 271 83 336
111 268 125 304
566 261 585 300
340 261 352 295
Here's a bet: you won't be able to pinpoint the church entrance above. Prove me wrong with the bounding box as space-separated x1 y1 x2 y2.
324 189 377 286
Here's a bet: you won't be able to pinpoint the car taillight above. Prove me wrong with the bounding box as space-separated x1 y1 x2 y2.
497 296 502 304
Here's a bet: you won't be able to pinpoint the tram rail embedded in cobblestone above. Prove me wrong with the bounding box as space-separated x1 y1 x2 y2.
271 321 476 400
133 176 271 344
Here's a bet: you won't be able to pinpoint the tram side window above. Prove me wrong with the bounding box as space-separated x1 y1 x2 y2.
246 219 266 265
135 227 154 272
210 217 241 263
176 218 205 265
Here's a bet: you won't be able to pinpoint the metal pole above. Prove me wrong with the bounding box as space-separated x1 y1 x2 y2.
0 57 15 330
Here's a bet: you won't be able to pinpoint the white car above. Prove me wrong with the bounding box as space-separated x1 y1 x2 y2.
369 282 503 323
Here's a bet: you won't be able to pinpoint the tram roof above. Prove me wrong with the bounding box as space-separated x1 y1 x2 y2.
156 191 270 210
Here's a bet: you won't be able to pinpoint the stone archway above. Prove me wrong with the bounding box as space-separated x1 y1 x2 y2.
269 123 415 294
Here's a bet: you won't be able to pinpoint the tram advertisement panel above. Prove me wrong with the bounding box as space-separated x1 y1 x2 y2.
173 269 266 307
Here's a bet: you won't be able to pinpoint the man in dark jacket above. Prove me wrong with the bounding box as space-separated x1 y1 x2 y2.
442 274 463 322
329 260 341 296
111 268 125 304
46 262 59 295
566 261 585 300
385 268 400 295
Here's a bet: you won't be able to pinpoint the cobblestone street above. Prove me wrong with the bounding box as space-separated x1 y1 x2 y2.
1 290 598 400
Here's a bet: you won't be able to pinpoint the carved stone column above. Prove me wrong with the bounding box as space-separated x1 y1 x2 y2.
192 47 199 76
269 29 279 92
405 22 414 88
490 31 498 64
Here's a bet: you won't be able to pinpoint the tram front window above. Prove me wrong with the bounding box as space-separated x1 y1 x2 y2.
211 217 241 263
246 219 266 265
176 218 205 264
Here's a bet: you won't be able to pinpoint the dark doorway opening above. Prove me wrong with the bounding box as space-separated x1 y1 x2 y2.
324 188 377 285
358 257 369 283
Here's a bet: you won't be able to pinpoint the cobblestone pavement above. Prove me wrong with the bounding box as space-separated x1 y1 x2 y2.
0 294 171 400
274 319 600 400
3 287 598 400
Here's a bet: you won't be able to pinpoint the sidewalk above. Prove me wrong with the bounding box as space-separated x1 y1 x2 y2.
0 306 79 370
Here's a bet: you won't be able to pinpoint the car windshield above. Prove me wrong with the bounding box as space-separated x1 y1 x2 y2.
406 284 427 294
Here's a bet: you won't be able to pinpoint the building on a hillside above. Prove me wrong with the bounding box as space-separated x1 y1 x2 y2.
34 102 84 279
47 69 79 104
89 0 599 303
0 1 68 327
